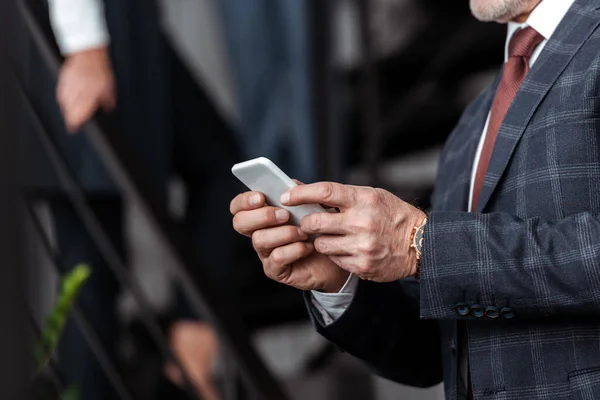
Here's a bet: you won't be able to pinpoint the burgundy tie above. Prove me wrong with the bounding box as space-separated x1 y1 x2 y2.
470 27 544 211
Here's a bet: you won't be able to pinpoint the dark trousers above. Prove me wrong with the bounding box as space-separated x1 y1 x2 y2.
50 51 247 400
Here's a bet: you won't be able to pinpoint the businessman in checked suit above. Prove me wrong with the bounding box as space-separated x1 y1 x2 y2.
231 0 600 398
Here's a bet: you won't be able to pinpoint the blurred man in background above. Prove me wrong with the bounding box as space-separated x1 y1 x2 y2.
48 0 243 398
232 0 600 399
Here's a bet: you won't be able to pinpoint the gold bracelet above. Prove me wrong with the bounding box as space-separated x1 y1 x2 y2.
410 216 427 280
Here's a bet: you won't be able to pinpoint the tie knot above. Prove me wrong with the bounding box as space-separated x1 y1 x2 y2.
508 27 545 58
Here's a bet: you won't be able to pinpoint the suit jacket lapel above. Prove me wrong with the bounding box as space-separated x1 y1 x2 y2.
475 0 600 213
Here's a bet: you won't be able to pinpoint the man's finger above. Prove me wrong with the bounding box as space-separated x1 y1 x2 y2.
313 235 353 256
59 82 95 130
60 78 86 113
292 180 343 213
56 76 68 107
300 212 348 235
252 225 308 257
233 207 290 237
265 242 314 281
281 182 356 209
56 79 74 118
64 97 98 133
230 192 265 215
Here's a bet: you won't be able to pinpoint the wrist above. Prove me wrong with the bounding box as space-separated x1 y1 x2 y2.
320 270 351 293
67 46 110 62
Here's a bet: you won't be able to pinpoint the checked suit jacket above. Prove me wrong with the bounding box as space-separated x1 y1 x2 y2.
306 0 600 399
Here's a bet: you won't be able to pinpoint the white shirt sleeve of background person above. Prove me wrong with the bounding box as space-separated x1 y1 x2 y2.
310 274 359 325
48 0 110 55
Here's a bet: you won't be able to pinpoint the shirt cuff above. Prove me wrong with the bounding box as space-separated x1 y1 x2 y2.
49 0 110 55
310 274 359 325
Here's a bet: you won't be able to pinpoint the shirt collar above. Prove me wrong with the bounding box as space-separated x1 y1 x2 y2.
504 0 575 61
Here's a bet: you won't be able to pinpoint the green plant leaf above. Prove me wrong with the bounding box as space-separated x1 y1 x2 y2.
35 264 92 370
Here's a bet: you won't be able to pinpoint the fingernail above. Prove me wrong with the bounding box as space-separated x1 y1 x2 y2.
276 209 289 221
280 192 290 205
249 194 261 206
297 228 308 238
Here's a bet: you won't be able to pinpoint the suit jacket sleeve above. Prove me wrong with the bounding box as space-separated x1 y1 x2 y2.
421 210 600 319
305 278 443 388
48 0 110 54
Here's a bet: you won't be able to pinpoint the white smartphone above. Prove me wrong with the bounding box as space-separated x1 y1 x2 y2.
231 157 326 227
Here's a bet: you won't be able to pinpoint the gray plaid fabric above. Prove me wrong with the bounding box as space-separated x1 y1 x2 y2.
307 1 600 399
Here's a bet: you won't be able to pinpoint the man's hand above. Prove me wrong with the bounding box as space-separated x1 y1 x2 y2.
280 182 426 282
230 191 349 293
165 321 220 400
57 47 116 133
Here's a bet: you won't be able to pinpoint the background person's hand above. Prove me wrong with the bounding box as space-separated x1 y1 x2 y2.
164 321 220 400
230 191 349 293
281 182 426 282
56 47 116 133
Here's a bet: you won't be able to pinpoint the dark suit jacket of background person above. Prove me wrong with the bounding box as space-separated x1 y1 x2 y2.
306 1 600 399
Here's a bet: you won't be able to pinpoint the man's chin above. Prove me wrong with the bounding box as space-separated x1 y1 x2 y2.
470 9 513 23
469 0 521 23
472 13 513 23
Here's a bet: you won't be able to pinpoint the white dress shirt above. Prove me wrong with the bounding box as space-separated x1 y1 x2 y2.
48 0 109 54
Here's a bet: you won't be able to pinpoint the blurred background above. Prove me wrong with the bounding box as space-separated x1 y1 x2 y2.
0 0 506 399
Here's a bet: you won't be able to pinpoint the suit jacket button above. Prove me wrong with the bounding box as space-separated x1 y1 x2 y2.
455 302 470 316
470 304 484 318
500 307 515 319
485 306 499 319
